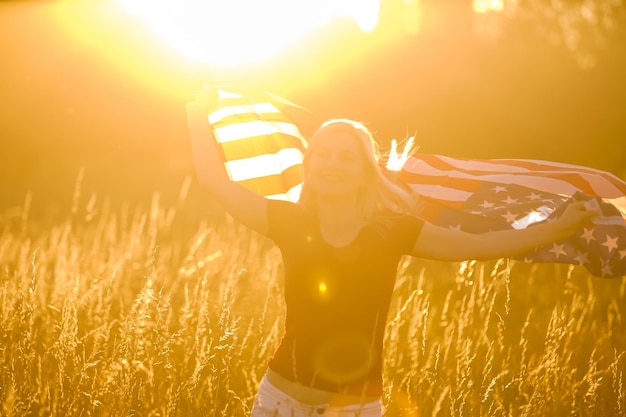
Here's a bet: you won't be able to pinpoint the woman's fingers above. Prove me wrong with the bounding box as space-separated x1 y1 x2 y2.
565 200 600 224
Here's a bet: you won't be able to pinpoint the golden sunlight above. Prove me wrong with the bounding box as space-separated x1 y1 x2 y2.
472 0 504 14
117 0 380 66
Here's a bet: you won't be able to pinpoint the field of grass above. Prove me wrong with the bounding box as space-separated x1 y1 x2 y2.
1 183 625 416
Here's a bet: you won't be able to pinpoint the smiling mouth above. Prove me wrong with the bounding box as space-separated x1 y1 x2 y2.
320 174 344 182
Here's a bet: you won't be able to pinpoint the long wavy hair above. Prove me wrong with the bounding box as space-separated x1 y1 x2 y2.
298 118 420 222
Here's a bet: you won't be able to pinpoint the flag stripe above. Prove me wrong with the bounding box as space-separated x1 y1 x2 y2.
404 155 626 205
237 164 304 197
403 169 584 198
211 107 298 130
477 157 623 177
214 120 306 144
225 148 304 181
205 88 308 203
406 154 626 198
406 184 473 206
266 183 303 202
401 162 580 197
220 133 306 161
208 102 284 125
412 153 621 178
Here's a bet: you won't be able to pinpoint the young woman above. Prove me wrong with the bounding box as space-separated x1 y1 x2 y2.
186 89 599 417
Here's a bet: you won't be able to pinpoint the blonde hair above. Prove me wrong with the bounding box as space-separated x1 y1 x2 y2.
299 118 420 222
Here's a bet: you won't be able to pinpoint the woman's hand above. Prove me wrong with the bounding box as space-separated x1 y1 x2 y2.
549 200 601 240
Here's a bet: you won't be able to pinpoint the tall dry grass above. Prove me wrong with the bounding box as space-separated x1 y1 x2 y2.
1 181 624 416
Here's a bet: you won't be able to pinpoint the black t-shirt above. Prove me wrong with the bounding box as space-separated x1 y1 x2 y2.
266 200 424 397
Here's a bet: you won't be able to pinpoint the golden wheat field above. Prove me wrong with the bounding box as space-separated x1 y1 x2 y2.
1 181 625 417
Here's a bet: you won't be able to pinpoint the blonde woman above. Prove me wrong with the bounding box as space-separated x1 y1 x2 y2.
186 90 598 417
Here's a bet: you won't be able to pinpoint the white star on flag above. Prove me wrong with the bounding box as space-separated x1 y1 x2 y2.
573 251 589 265
601 235 619 252
580 228 596 244
492 185 507 193
501 211 518 223
548 243 568 259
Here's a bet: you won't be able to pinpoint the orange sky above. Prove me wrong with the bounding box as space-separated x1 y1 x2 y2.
1 0 625 217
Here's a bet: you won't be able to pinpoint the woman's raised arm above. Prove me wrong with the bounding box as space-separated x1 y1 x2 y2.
411 200 599 262
186 88 269 235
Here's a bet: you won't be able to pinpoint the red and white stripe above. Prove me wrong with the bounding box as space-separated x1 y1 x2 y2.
400 154 626 220
208 89 307 202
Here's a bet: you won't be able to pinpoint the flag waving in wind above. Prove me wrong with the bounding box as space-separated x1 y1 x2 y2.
205 87 318 202
396 154 626 278
200 86 626 278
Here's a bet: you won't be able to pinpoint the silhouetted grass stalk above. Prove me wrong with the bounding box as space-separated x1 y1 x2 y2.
0 182 624 416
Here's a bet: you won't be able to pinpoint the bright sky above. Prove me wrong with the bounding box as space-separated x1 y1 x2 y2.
2 0 624 206
51 0 396 100
116 0 380 66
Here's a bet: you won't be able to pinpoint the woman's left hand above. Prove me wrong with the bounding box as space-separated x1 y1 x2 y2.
551 200 601 240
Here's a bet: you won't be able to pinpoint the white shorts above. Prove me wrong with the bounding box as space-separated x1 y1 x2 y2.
250 374 384 417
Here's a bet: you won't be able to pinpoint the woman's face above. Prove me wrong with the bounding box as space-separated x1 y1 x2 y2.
305 130 368 199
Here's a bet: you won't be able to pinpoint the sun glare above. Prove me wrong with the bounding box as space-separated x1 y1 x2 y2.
117 0 380 66
472 0 505 14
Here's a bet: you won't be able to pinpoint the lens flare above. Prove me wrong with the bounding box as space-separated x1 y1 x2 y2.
116 0 380 66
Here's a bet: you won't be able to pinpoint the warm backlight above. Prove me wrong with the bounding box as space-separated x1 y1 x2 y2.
472 0 504 14
117 0 380 66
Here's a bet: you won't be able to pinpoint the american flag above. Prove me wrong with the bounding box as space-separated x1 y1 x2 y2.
206 88 314 202
399 155 626 278
202 87 626 278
